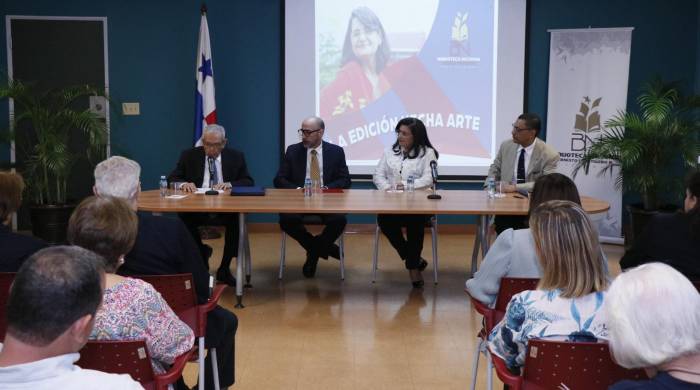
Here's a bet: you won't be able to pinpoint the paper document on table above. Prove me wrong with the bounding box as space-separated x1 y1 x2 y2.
165 194 188 199
194 188 225 194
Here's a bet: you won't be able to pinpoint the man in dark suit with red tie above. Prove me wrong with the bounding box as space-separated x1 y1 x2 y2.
274 116 351 278
168 124 254 285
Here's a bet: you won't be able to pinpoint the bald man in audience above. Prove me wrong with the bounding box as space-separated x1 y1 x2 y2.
0 246 142 389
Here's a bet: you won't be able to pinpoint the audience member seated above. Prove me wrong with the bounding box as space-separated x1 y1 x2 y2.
67 196 194 375
0 246 142 389
620 170 700 279
0 171 46 271
94 156 238 389
487 200 609 371
606 263 700 389
466 173 608 306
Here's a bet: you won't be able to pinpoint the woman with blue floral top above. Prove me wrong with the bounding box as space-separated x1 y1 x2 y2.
487 200 609 371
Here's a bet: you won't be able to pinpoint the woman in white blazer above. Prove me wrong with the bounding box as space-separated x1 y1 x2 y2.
373 117 439 288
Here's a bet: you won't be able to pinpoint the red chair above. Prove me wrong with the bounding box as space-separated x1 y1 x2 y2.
77 339 193 390
490 338 645 390
0 272 16 342
135 274 226 390
466 277 539 390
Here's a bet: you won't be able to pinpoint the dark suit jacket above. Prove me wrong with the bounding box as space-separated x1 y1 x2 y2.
120 212 238 357
0 225 47 272
119 212 211 303
620 213 700 280
274 141 351 189
168 147 254 188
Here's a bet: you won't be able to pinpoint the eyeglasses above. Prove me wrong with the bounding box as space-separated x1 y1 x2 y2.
202 141 225 148
298 128 322 136
512 123 532 132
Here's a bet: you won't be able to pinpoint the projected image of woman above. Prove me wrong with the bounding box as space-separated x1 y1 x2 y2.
320 6 391 118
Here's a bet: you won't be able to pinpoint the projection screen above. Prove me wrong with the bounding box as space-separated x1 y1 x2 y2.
285 0 526 176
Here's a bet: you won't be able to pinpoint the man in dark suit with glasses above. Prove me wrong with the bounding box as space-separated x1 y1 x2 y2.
274 116 351 278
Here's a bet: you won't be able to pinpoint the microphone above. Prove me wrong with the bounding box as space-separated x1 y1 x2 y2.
430 160 438 183
205 157 219 195
428 160 441 200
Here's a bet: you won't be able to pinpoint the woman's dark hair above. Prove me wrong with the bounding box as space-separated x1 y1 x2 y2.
391 117 439 160
67 196 137 272
340 7 391 73
528 173 581 216
685 170 700 237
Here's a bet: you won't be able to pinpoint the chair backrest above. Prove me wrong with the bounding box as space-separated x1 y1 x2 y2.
133 274 198 313
494 277 540 312
0 272 16 342
77 339 156 388
522 339 645 389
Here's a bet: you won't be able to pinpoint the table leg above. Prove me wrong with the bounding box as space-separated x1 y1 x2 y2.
470 217 481 276
470 215 492 276
244 226 252 288
235 213 246 308
480 215 491 257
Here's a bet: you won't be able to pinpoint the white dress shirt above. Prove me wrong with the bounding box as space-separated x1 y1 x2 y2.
373 146 437 191
305 144 324 187
0 351 143 389
512 138 537 182
202 154 223 188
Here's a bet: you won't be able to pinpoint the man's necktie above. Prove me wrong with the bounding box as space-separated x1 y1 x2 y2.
517 149 526 184
310 150 321 183
209 157 219 186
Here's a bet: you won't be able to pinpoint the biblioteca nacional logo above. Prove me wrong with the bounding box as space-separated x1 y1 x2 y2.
560 96 603 163
437 11 480 64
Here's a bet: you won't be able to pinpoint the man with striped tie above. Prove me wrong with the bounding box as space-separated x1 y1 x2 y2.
168 124 255 285
485 113 559 234
274 116 351 278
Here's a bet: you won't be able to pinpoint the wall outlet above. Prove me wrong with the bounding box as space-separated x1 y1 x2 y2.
89 96 107 118
122 102 140 116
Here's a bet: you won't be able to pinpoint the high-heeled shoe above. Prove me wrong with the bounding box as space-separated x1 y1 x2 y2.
409 269 424 288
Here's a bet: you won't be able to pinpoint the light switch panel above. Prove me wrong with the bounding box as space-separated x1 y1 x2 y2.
122 102 140 116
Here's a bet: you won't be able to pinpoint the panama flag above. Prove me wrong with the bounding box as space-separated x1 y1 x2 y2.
194 9 216 145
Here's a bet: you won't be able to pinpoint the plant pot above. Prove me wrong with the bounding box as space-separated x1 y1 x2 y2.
625 203 679 249
29 204 76 244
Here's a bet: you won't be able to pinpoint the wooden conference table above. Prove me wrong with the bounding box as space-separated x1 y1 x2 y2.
139 189 609 308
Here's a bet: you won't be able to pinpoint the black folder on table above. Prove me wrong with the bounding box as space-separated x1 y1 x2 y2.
230 186 266 196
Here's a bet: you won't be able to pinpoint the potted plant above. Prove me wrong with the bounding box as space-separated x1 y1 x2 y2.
0 78 107 243
573 78 699 244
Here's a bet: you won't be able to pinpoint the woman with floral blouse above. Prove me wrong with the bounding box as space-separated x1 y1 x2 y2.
68 196 194 374
487 200 609 371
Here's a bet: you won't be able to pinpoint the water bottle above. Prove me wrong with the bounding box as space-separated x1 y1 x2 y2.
406 175 415 193
487 177 495 198
304 177 313 197
159 175 168 197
